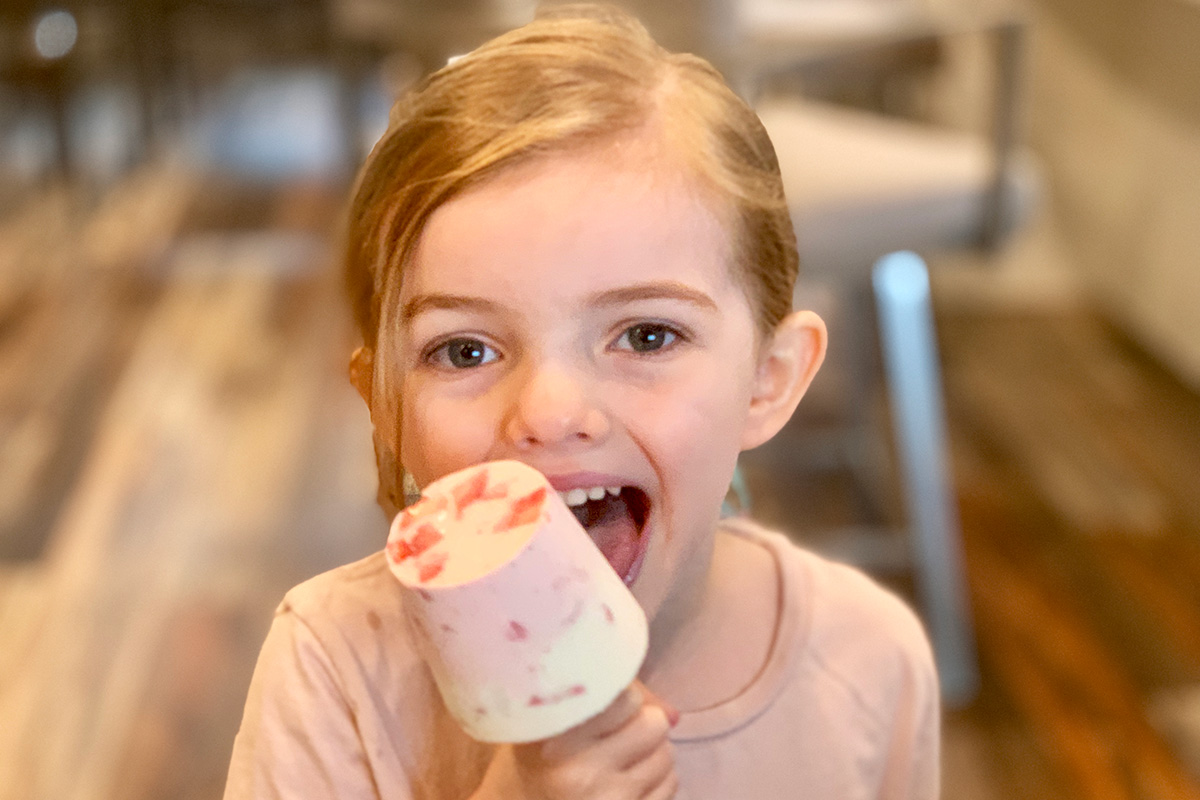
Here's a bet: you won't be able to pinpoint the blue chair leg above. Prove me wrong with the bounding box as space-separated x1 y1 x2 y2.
722 465 752 518
873 251 979 706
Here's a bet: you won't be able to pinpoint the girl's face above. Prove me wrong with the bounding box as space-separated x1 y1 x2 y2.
385 147 769 626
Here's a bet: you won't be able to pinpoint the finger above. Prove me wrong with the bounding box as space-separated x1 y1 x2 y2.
581 684 644 739
547 700 669 772
540 685 644 759
608 705 672 770
581 681 677 740
636 682 681 729
641 769 680 800
627 740 676 797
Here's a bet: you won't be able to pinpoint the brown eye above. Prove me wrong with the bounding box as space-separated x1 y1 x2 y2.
619 323 677 353
431 338 498 368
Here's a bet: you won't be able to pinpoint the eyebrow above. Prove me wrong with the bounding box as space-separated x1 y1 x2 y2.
401 280 720 323
401 294 502 322
588 281 720 312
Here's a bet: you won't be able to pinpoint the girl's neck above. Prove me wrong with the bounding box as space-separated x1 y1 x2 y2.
639 528 780 713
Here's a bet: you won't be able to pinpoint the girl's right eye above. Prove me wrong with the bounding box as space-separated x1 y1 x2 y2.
426 337 499 369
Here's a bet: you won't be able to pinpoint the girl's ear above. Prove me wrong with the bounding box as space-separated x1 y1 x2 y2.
740 310 827 451
349 346 375 407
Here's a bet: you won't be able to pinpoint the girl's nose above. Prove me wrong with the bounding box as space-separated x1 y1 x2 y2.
503 362 609 451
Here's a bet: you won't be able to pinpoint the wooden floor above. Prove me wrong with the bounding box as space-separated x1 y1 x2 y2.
2 171 1199 799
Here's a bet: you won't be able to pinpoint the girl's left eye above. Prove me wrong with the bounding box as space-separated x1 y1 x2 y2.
614 323 680 354
427 337 499 369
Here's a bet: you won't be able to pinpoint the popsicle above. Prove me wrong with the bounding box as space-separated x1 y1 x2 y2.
385 460 649 743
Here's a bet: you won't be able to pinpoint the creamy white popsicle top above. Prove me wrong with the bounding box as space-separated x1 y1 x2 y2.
386 460 649 743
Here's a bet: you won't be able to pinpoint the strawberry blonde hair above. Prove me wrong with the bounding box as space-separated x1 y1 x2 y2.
342 3 797 510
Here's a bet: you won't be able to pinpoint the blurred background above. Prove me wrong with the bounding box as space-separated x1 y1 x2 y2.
2 0 1199 798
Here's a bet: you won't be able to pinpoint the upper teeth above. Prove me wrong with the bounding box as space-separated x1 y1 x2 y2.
560 486 621 507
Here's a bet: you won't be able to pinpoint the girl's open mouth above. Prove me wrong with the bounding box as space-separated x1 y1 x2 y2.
558 486 650 585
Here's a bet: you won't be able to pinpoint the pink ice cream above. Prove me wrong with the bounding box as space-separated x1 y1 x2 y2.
386 460 649 743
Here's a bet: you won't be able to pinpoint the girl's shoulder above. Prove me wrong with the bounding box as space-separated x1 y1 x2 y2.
271 550 418 669
277 550 400 622
719 516 937 700
671 518 937 749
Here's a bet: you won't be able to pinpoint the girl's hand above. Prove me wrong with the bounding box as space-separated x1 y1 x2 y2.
472 682 679 800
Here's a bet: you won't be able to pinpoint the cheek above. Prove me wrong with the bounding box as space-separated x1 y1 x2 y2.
629 372 753 485
657 395 744 459
397 379 493 486
651 358 756 443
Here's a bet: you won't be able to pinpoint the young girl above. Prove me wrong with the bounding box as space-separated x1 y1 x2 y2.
224 5 939 798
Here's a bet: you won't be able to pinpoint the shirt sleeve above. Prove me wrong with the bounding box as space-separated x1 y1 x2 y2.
875 598 942 800
223 606 394 800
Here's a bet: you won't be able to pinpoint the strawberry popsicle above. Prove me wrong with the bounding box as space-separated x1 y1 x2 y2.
385 460 649 743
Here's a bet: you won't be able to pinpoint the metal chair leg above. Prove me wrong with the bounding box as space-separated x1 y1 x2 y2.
722 465 752 518
873 251 978 706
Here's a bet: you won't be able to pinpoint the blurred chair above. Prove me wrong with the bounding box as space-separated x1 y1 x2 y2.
0 3 85 179
729 1 1040 706
116 0 380 173
2 0 381 181
758 100 1038 706
871 250 978 706
333 0 536 75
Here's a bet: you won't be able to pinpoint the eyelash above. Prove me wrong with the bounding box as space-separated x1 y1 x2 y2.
610 321 688 354
422 337 500 370
420 320 689 370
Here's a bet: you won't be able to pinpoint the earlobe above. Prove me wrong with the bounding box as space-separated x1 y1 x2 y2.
740 310 828 450
349 346 375 407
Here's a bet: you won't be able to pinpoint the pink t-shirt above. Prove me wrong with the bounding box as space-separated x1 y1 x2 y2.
224 519 940 799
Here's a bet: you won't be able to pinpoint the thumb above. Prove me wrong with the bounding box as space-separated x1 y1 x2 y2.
634 681 681 728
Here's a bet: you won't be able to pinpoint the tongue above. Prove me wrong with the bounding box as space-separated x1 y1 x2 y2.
589 515 640 579
578 495 641 579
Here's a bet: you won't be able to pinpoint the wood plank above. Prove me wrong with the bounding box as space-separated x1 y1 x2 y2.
1093 540 1200 679
0 255 346 798
942 312 1200 798
942 318 1169 537
963 498 1200 800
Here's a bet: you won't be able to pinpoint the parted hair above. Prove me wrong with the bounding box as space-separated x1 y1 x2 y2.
342 2 798 358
